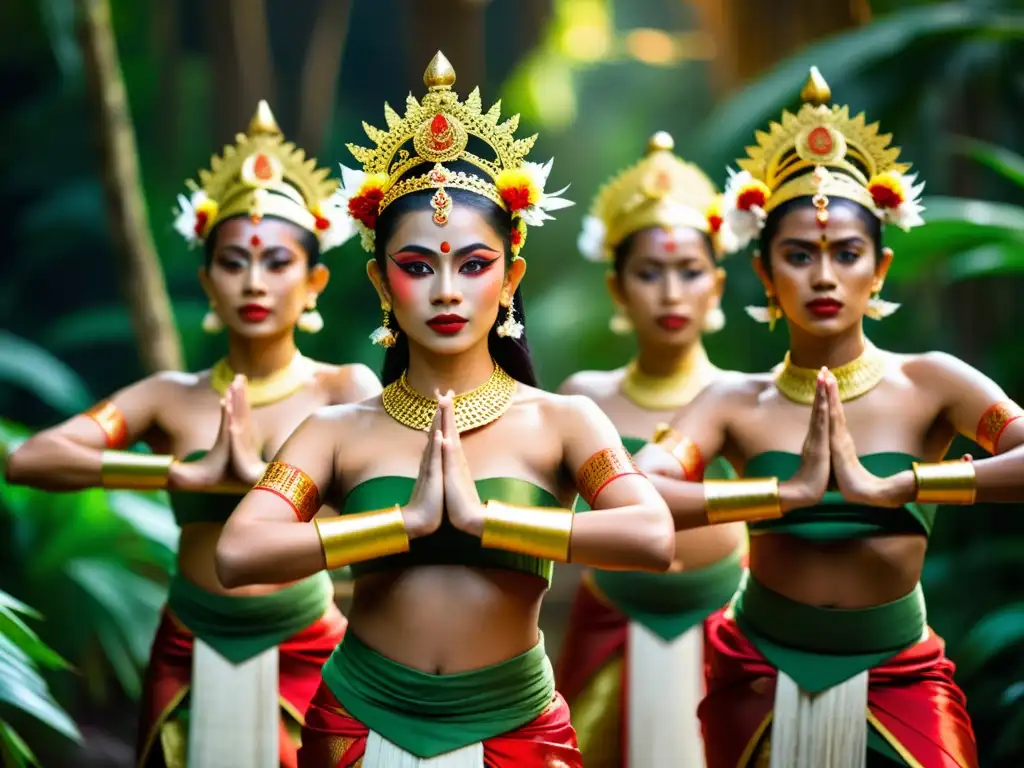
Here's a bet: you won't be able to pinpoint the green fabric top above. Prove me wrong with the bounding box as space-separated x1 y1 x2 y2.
744 452 936 540
166 571 333 663
167 451 248 526
734 574 926 693
341 476 560 583
321 631 555 758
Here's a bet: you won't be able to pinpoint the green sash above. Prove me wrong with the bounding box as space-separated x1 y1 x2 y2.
321 631 555 758
166 571 333 663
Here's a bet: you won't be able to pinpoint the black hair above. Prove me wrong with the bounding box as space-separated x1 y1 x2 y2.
758 196 882 277
372 162 538 388
203 214 322 268
611 226 716 278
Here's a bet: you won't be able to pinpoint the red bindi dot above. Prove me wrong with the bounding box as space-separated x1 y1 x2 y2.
250 235 262 247
440 241 451 253
663 239 677 253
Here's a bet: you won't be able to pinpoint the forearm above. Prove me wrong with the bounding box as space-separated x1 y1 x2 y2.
5 435 105 491
897 447 1024 505
649 473 801 530
974 448 1024 502
568 506 674 571
216 518 328 587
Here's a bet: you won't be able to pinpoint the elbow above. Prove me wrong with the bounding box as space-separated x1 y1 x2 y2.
641 509 676 572
3 446 25 485
214 528 255 589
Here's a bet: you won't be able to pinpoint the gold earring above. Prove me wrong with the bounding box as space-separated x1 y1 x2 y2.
369 304 398 347
202 303 223 334
865 283 900 320
496 295 523 339
609 307 633 335
703 306 726 334
743 293 783 332
297 296 324 333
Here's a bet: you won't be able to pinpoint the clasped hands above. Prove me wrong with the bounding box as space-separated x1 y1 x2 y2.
402 391 487 539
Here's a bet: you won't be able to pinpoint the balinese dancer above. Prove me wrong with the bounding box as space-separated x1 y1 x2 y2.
634 68 1004 767
214 51 677 768
555 131 745 768
5 101 381 768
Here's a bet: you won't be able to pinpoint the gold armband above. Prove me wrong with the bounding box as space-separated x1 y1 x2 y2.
912 461 976 505
975 401 1024 455
704 478 782 525
576 447 644 507
254 462 320 521
652 423 705 481
85 401 129 449
100 450 174 490
314 507 410 569
481 500 574 562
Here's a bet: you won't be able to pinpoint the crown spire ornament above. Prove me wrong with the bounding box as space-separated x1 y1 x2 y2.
173 100 354 252
336 51 573 258
577 131 727 262
799 66 832 106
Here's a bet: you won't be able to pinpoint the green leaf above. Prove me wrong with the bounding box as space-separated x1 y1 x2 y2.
953 135 1024 189
0 606 69 671
0 591 40 621
955 603 1024 678
0 654 80 743
0 721 39 768
41 306 139 351
947 244 1024 282
0 332 93 415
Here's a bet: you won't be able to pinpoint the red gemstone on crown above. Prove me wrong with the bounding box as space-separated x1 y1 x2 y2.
431 114 449 135
807 126 833 156
253 153 274 180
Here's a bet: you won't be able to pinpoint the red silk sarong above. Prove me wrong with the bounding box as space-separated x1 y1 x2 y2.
699 608 978 768
298 684 582 768
137 604 346 768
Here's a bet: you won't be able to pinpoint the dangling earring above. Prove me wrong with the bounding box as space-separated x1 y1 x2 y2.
496 296 524 340
369 304 398 347
609 308 633 335
202 303 223 334
865 283 900 320
744 294 783 332
703 305 726 334
297 296 324 333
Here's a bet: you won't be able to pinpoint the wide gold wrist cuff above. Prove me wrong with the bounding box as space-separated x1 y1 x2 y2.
912 461 977 505
481 500 574 562
704 478 782 524
314 506 410 569
100 450 174 490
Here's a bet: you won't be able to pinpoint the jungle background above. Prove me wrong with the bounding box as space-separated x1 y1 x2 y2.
2 0 1023 764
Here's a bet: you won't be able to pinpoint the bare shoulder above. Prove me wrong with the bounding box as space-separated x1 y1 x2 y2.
894 349 998 398
520 385 615 436
299 396 383 435
313 361 383 404
127 369 205 402
702 369 772 406
557 368 627 398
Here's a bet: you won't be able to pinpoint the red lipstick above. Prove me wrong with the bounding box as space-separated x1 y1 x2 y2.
238 304 271 323
427 313 468 335
805 298 843 318
656 314 690 331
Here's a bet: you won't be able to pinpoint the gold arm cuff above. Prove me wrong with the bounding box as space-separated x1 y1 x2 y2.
912 461 977 505
481 500 574 562
100 451 174 490
85 401 129 449
652 423 705 481
704 478 782 525
314 506 410 570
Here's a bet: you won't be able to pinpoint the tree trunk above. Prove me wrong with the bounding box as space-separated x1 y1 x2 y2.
687 0 871 93
403 0 488 90
297 0 353 156
75 0 183 373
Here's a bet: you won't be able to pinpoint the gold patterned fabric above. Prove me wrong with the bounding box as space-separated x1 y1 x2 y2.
576 448 644 507
255 462 321 521
774 343 886 404
974 401 1024 454
381 364 516 433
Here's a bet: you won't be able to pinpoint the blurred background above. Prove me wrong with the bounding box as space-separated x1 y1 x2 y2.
2 0 1023 764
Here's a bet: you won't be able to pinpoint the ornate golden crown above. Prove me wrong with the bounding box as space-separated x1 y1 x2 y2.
338 51 572 257
578 131 725 262
720 67 924 253
174 101 353 251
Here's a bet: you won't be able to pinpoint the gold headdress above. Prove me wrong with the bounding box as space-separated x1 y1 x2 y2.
719 66 924 253
336 51 573 257
174 101 355 251
578 131 726 262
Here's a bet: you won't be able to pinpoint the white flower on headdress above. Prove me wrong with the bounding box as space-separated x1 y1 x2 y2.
311 194 359 252
577 215 607 262
496 158 575 228
173 189 218 247
334 164 388 252
867 171 925 232
718 169 771 253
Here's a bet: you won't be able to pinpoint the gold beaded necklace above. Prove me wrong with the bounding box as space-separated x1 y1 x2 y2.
620 346 715 411
381 363 517 432
210 352 316 407
774 343 886 404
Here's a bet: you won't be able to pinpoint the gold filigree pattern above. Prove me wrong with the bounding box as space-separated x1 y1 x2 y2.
255 462 321 521
84 401 129 449
381 364 517 433
774 344 886 404
974 401 1024 454
576 448 644 507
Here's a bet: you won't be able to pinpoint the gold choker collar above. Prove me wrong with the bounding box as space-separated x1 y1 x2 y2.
210 353 316 407
775 344 886 405
382 364 517 433
620 346 714 411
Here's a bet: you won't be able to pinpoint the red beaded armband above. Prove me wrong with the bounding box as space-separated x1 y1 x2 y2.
84 401 129 449
975 401 1024 455
254 462 320 522
576 447 644 507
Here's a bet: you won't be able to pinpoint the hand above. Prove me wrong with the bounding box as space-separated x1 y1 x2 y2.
633 443 685 480
226 375 266 485
779 368 831 513
826 373 913 508
439 392 485 537
403 396 445 539
169 397 233 491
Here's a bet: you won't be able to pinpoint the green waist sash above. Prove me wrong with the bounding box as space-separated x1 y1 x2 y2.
321 631 555 758
166 571 333 663
592 547 744 641
735 575 926 693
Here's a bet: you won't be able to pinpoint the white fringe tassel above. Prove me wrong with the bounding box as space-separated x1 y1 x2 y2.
627 622 706 768
188 640 279 768
770 670 868 768
363 732 484 767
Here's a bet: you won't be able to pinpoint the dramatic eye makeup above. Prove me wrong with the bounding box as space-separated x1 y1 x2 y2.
388 243 501 277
